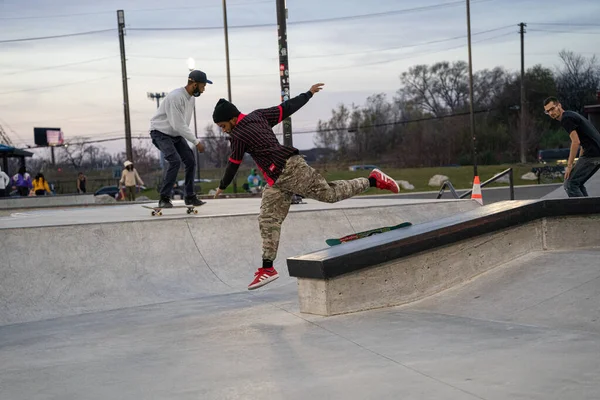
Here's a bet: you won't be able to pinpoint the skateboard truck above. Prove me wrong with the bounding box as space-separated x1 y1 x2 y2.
142 205 200 216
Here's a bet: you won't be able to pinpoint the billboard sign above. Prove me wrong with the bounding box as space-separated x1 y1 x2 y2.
34 127 64 147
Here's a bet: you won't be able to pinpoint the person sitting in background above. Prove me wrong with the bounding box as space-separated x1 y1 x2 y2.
32 173 51 196
120 161 145 201
12 166 32 197
0 166 10 197
246 168 264 193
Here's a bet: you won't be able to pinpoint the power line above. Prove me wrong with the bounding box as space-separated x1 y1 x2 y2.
127 29 516 81
0 117 27 146
127 25 514 62
123 0 272 13
0 29 115 44
0 1 272 20
0 75 117 95
528 22 600 27
528 29 600 35
296 109 498 135
28 108 498 149
1 0 495 44
128 0 495 31
1 56 119 76
283 31 516 76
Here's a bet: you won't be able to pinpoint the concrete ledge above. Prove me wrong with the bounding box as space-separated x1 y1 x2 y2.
0 194 96 209
289 198 600 316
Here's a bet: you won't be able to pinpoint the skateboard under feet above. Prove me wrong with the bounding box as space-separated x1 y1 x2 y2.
142 205 200 216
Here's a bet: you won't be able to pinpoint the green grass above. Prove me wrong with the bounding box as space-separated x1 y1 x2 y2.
178 164 545 199
326 164 537 194
56 164 555 200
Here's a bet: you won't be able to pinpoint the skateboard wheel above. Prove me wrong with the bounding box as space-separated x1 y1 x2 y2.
151 211 156 216
186 209 192 214
158 211 163 216
194 209 198 214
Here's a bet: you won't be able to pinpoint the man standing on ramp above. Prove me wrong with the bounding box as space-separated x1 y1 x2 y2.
150 70 212 209
212 83 400 290
544 97 600 197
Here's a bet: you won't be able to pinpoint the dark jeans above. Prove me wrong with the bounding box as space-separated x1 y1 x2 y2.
563 156 600 197
0 188 6 197
150 130 196 198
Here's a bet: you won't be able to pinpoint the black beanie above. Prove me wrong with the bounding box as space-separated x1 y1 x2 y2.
212 98 240 123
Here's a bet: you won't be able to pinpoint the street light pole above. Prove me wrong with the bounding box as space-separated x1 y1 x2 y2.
187 58 202 186
147 92 167 169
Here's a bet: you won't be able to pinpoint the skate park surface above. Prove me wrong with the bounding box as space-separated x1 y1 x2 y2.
1 180 600 399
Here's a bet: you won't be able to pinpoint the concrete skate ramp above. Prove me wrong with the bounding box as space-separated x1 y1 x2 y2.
0 199 478 326
410 248 600 334
542 169 600 199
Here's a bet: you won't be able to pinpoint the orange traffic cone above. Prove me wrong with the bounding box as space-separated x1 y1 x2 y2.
471 176 483 205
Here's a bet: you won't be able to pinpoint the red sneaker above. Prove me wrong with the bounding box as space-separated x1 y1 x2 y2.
369 169 400 193
248 267 279 290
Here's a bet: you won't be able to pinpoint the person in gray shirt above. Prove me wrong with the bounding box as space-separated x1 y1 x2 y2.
150 70 212 208
544 97 600 197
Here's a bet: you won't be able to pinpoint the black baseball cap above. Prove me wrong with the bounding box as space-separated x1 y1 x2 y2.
188 70 213 84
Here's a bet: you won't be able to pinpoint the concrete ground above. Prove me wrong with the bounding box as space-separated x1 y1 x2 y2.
1 249 599 399
1 194 599 399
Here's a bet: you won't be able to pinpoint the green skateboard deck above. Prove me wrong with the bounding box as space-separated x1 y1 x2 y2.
326 222 412 246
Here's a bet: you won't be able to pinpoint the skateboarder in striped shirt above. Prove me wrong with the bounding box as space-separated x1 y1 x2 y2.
212 83 400 290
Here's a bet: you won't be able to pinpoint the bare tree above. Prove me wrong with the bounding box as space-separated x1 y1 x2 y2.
556 50 600 112
203 124 230 168
314 103 359 156
129 139 159 172
398 61 469 116
60 137 96 169
473 67 513 109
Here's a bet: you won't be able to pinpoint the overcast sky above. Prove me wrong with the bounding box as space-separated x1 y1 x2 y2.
1 0 599 158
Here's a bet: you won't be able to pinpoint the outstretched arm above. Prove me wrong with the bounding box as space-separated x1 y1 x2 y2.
260 83 325 127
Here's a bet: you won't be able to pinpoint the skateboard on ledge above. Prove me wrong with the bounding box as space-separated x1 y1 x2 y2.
326 222 412 246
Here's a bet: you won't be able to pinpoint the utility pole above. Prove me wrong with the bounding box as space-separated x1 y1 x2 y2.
222 0 232 102
519 22 527 164
276 0 293 147
465 0 477 177
222 0 237 193
117 10 133 163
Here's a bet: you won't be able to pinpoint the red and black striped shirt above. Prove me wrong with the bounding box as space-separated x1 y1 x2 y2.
219 91 313 189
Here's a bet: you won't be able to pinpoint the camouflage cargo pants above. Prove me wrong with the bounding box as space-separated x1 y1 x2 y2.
259 155 370 261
